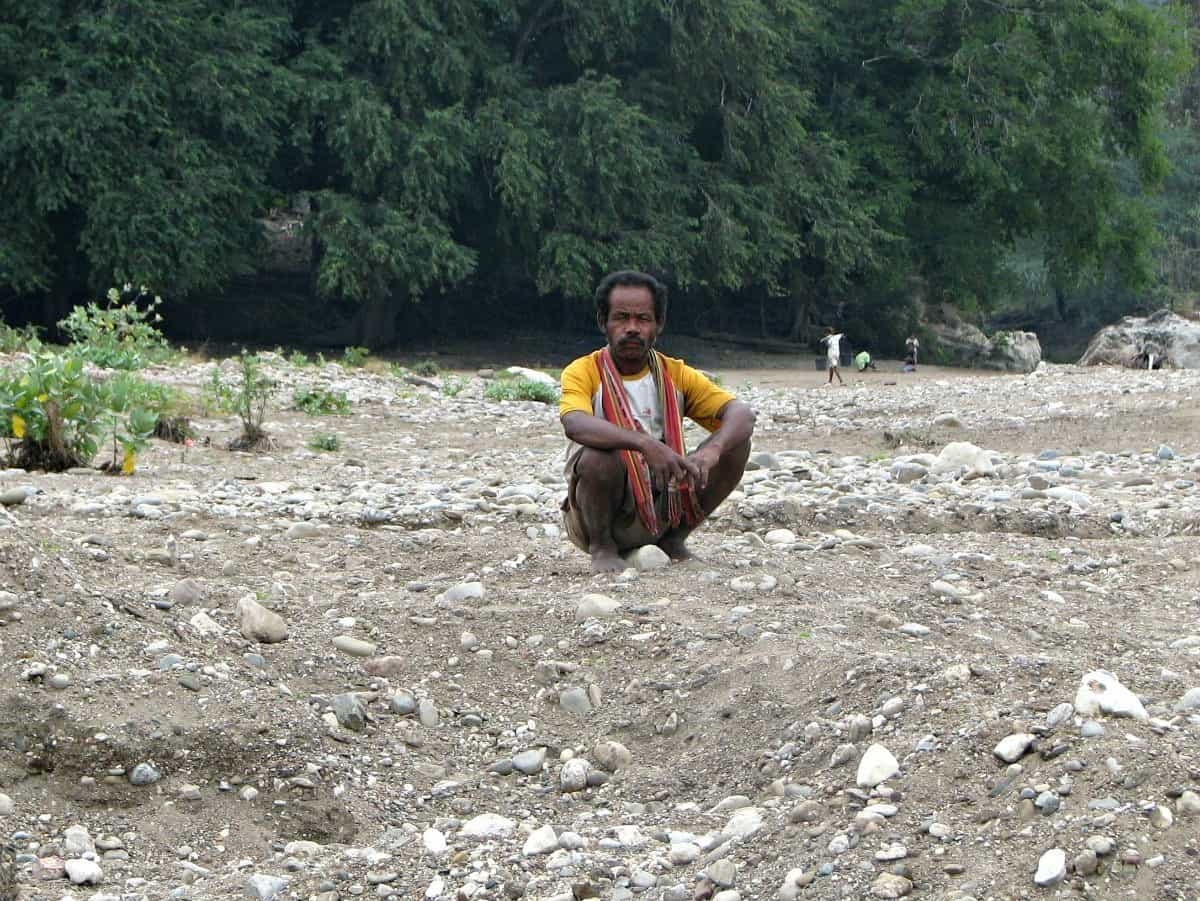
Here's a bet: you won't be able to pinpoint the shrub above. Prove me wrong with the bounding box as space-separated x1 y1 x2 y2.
0 320 40 353
441 375 467 397
288 350 312 367
58 287 172 369
217 352 277 451
484 377 558 404
293 387 350 415
342 346 369 367
413 359 440 376
0 342 165 473
308 432 341 452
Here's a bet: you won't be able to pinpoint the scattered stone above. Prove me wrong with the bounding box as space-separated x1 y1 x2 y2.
1034 848 1066 887
1074 670 1148 721
857 743 900 788
624 545 671 571
333 635 377 657
993 733 1036 763
237 596 288 644
870 872 912 898
461 813 515 839
65 859 103 885
576 593 622 621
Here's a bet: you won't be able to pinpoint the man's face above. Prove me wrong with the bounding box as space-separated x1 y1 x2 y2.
601 285 660 369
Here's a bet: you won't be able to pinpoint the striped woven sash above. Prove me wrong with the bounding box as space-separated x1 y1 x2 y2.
597 348 703 535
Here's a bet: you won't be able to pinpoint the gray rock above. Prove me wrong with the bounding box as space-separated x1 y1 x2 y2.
418 699 439 727
332 693 367 732
511 749 546 775
592 740 632 772
706 859 736 888
559 687 592 716
1176 790 1200 817
237 596 288 644
437 581 485 604
129 763 161 786
169 579 204 606
870 872 912 898
1079 309 1200 368
0 792 12 816
285 521 325 539
1045 702 1074 729
1174 687 1200 712
389 690 416 716
560 758 591 792
245 874 289 900
0 487 29 506
332 635 377 657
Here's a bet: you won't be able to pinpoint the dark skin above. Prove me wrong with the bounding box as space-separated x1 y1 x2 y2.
562 285 756 572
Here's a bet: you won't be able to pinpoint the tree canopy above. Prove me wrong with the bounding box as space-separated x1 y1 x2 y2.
0 0 1192 348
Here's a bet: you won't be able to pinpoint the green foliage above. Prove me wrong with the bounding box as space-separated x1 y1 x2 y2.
293 387 351 415
412 359 440 377
0 319 40 353
308 432 341 452
58 288 172 369
341 346 370 367
0 0 1190 342
484 377 558 405
208 353 277 450
288 351 313 367
0 342 167 472
441 375 467 397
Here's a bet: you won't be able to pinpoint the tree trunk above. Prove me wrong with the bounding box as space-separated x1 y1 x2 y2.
356 294 397 349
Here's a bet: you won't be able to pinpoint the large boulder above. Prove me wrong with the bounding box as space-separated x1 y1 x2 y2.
1078 309 1200 369
929 320 1041 373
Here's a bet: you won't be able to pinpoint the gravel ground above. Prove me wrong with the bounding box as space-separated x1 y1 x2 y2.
0 350 1198 901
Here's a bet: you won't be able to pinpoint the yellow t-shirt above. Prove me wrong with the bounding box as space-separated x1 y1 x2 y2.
559 350 735 438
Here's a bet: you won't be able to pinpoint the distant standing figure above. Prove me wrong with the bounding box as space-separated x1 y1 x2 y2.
905 334 920 371
854 350 877 372
822 327 844 385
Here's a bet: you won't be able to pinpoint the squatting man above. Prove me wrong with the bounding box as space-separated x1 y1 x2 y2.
558 270 756 572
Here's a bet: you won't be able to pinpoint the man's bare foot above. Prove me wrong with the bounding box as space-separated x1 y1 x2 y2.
590 547 626 573
657 535 695 562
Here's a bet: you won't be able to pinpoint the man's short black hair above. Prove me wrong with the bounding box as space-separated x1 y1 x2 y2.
594 270 668 323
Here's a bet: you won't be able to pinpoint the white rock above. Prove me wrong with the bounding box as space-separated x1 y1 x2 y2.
65 859 103 885
0 792 12 816
285 521 325 539
505 366 558 387
423 828 447 856
722 807 765 839
764 528 797 545
1034 848 1067 887
993 733 1036 763
856 743 900 788
436 581 485 605
670 842 701 865
931 442 994 477
576 593 622 621
1174 687 1200 712
624 545 671 571
460 813 515 839
1074 670 1148 721
522 824 559 856
63 824 94 855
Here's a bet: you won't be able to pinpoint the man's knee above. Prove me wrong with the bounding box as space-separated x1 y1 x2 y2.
574 448 626 487
717 437 752 472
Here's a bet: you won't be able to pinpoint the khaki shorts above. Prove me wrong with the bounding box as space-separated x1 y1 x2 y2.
561 446 668 552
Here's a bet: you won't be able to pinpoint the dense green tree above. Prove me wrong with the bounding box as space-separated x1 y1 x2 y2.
0 0 1191 349
0 0 294 313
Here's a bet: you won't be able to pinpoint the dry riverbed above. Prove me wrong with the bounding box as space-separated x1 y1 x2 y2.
0 351 1198 901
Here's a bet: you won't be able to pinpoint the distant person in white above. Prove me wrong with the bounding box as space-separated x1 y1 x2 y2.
905 334 920 371
822 327 844 386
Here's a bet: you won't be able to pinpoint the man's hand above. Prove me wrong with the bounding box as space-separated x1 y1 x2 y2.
686 444 721 492
639 438 701 492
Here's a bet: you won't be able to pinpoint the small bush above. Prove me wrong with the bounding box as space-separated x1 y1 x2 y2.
214 352 277 451
441 375 467 397
308 432 341 452
293 387 350 415
0 342 167 472
342 346 369 367
288 350 312 367
484 377 558 404
58 286 172 369
413 359 440 376
0 320 40 353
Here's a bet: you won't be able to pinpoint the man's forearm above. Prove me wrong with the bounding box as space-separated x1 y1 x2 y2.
700 401 756 455
561 412 653 453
